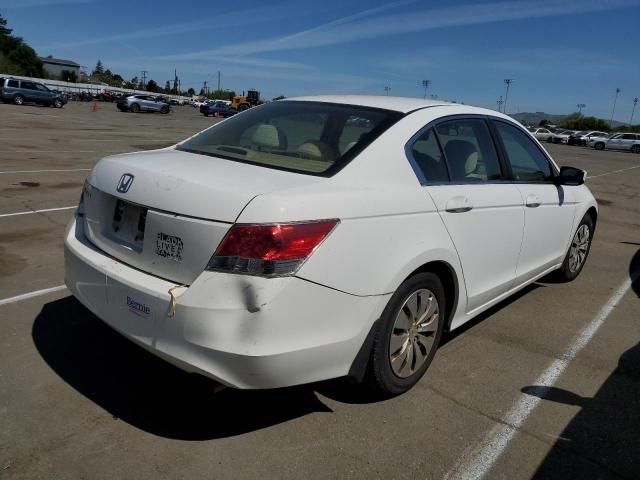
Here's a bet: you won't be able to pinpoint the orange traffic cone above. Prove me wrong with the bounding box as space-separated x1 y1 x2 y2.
92 101 98 112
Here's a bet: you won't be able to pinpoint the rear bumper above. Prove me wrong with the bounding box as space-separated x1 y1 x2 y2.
64 216 388 389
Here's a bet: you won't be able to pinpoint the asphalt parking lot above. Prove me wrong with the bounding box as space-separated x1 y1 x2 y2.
0 102 638 480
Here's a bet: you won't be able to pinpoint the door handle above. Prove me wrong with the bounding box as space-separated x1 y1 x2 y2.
445 196 473 213
525 194 541 208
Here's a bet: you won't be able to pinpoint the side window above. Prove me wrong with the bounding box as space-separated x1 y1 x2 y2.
35 84 48 91
621 134 635 140
410 128 449 183
436 119 502 182
21 82 36 90
7 79 19 88
494 121 553 182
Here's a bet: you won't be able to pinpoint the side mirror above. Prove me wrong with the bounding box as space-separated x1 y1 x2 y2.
556 166 586 186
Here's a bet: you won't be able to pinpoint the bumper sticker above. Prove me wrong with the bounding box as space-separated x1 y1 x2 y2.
155 232 184 262
127 296 151 318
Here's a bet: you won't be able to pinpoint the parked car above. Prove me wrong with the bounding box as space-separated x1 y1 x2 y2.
527 127 554 142
200 101 238 117
567 131 588 146
551 129 573 144
571 131 609 146
589 132 640 153
65 96 597 396
0 77 67 108
116 95 170 114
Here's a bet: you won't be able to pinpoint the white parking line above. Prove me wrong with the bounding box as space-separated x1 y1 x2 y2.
588 165 640 179
446 276 635 480
0 168 91 174
0 285 67 307
0 206 76 218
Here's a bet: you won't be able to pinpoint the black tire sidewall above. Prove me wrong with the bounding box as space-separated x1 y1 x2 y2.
632 145 640 154
559 214 594 281
131 103 140 113
370 272 446 396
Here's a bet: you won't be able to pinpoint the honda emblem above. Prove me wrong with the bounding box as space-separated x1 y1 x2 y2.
116 173 134 193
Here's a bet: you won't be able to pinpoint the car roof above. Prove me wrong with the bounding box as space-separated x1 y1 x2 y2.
287 95 463 113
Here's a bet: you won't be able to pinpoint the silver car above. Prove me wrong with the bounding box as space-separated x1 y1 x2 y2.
116 95 170 114
589 133 640 153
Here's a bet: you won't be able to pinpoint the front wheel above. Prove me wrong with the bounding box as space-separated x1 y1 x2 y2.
556 214 594 282
631 145 640 154
594 142 605 150
161 105 169 114
366 272 445 396
53 99 63 108
13 94 24 105
130 103 140 113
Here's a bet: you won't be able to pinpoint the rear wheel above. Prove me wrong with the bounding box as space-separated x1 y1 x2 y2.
556 214 594 282
130 103 140 113
237 103 249 112
160 105 169 114
366 272 445 396
53 98 63 108
631 145 640 154
594 142 605 150
13 94 24 105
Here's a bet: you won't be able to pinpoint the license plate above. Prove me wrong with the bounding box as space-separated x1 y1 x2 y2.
112 199 147 248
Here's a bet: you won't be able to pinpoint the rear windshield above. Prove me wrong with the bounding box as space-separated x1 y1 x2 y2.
177 101 404 176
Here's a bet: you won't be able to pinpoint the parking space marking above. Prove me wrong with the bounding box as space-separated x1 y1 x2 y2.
0 168 91 174
446 275 636 480
0 285 67 307
588 165 640 179
0 206 76 218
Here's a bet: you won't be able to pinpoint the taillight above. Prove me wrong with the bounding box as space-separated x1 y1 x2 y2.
207 220 339 276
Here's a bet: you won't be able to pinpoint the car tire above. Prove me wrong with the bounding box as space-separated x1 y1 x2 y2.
631 145 640 154
13 94 24 105
556 214 594 282
238 104 249 112
203 112 209 117
161 105 169 114
130 103 140 113
594 142 605 150
365 272 445 397
53 99 63 108
547 136 553 143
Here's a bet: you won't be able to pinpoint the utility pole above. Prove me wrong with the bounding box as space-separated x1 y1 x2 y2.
610 88 621 124
577 103 586 115
217 71 221 91
497 95 504 113
384 86 391 96
140 70 147 89
503 79 513 114
421 80 431 99
630 97 638 126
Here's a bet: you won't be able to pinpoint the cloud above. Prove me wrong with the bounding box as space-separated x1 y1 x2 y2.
43 3 307 50
161 0 639 60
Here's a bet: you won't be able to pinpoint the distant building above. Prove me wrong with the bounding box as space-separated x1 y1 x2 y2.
39 56 80 78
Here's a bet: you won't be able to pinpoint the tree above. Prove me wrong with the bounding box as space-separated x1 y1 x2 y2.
560 115 611 132
0 12 12 35
187 87 195 96
93 60 104 75
60 69 77 82
146 79 159 92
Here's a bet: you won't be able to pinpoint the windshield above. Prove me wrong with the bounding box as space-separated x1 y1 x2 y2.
177 101 403 176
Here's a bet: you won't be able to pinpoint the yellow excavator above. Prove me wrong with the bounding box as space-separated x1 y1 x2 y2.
231 89 264 111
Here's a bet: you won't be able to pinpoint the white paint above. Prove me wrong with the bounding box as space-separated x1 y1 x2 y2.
0 168 91 174
588 165 640 179
0 206 76 218
446 276 635 480
0 285 67 307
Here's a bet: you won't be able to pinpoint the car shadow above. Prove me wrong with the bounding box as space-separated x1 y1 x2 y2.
523 248 640 478
32 297 332 441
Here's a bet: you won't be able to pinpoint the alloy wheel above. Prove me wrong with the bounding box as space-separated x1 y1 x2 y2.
389 288 440 378
568 224 590 273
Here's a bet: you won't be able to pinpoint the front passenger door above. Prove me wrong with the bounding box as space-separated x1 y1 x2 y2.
416 119 525 313
492 120 577 283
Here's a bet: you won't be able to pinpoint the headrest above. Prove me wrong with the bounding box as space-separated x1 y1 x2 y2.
251 124 283 148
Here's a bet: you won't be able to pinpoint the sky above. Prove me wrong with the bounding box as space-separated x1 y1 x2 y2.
1 0 639 121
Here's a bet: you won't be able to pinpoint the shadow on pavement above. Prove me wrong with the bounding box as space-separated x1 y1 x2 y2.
32 296 332 441
523 248 640 479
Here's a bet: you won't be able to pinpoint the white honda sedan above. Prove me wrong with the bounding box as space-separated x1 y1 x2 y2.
65 96 597 396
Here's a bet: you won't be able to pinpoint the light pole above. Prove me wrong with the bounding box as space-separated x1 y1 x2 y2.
503 79 513 114
421 80 431 99
577 103 586 115
630 97 638 126
497 95 504 113
384 86 391 96
610 88 621 124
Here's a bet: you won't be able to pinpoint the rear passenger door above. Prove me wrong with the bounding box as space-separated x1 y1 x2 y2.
410 118 525 313
491 120 577 283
